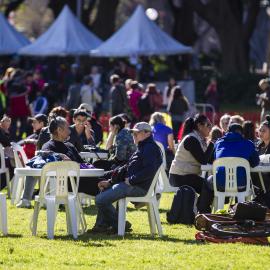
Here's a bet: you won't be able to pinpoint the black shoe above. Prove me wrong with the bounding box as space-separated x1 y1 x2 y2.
88 225 111 234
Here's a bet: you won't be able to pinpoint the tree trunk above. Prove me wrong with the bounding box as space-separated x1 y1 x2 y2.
90 0 119 40
169 0 197 46
186 0 259 73
48 0 76 18
218 28 249 73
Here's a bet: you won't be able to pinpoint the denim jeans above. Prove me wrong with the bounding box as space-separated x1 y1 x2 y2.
95 182 147 230
22 176 38 200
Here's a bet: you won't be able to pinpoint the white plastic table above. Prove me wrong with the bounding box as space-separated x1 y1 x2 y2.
80 152 108 161
12 167 104 205
201 164 270 193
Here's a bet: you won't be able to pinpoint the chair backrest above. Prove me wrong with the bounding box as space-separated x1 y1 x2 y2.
213 157 251 194
155 141 166 169
144 166 162 198
39 161 80 200
11 142 28 168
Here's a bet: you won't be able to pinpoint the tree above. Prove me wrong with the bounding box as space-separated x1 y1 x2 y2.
186 0 260 73
168 0 197 46
91 0 119 40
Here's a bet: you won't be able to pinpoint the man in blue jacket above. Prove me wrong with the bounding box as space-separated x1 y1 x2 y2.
92 122 162 233
199 123 260 213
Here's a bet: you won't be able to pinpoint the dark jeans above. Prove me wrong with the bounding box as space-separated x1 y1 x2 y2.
95 182 147 229
169 173 211 213
169 174 203 194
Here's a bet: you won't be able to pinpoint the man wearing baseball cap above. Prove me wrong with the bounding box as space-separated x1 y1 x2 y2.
91 122 162 233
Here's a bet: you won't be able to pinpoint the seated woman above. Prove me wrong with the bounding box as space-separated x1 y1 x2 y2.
149 112 175 171
254 115 270 193
0 115 13 190
169 114 214 212
95 115 136 170
16 116 101 208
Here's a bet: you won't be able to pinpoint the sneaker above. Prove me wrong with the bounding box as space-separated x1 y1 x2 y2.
16 199 31 208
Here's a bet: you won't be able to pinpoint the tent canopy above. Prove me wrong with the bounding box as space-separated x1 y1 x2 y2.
0 13 30 55
19 5 102 56
91 5 193 57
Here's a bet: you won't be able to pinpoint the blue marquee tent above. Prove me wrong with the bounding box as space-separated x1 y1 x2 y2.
91 5 193 57
0 12 30 55
20 5 102 56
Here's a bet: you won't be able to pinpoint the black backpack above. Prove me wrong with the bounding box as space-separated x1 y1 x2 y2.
166 185 198 225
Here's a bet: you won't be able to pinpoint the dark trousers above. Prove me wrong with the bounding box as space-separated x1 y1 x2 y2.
169 173 212 213
169 173 203 193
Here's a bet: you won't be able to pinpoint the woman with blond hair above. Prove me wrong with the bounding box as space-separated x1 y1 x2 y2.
150 112 175 170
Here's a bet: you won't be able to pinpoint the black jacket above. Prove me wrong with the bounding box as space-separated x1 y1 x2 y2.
127 135 162 191
41 139 84 163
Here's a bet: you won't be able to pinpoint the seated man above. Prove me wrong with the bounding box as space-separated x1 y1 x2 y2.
91 122 162 233
16 116 100 208
69 109 95 152
199 123 260 213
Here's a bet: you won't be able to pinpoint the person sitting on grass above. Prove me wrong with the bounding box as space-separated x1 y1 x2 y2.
90 122 162 233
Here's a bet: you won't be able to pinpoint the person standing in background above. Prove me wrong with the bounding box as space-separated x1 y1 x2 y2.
204 78 219 112
167 86 189 141
257 79 270 122
109 74 129 117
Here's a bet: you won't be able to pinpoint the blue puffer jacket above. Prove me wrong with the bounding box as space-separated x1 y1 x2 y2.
213 132 260 190
127 135 162 191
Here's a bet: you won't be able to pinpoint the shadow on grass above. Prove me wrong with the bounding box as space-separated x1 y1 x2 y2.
0 234 22 238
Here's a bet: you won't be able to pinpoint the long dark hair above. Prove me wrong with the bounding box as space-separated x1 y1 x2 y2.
243 121 255 141
109 115 125 132
182 114 209 136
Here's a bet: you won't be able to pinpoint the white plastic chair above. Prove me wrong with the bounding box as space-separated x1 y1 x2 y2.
0 193 7 235
118 167 163 236
0 144 11 198
11 142 29 205
155 141 177 193
30 161 86 239
212 157 253 211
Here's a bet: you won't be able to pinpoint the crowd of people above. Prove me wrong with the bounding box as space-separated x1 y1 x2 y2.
1 61 270 234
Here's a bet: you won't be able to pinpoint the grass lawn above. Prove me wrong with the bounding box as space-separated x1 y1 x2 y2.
0 193 269 270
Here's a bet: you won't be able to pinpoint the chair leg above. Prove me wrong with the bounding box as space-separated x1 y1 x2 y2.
64 203 72 235
0 194 7 235
31 201 41 236
152 200 163 237
76 198 87 234
147 203 156 235
217 195 225 211
46 198 57 239
237 194 246 203
11 175 19 205
118 199 127 236
68 198 78 239
6 171 11 199
14 176 25 205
